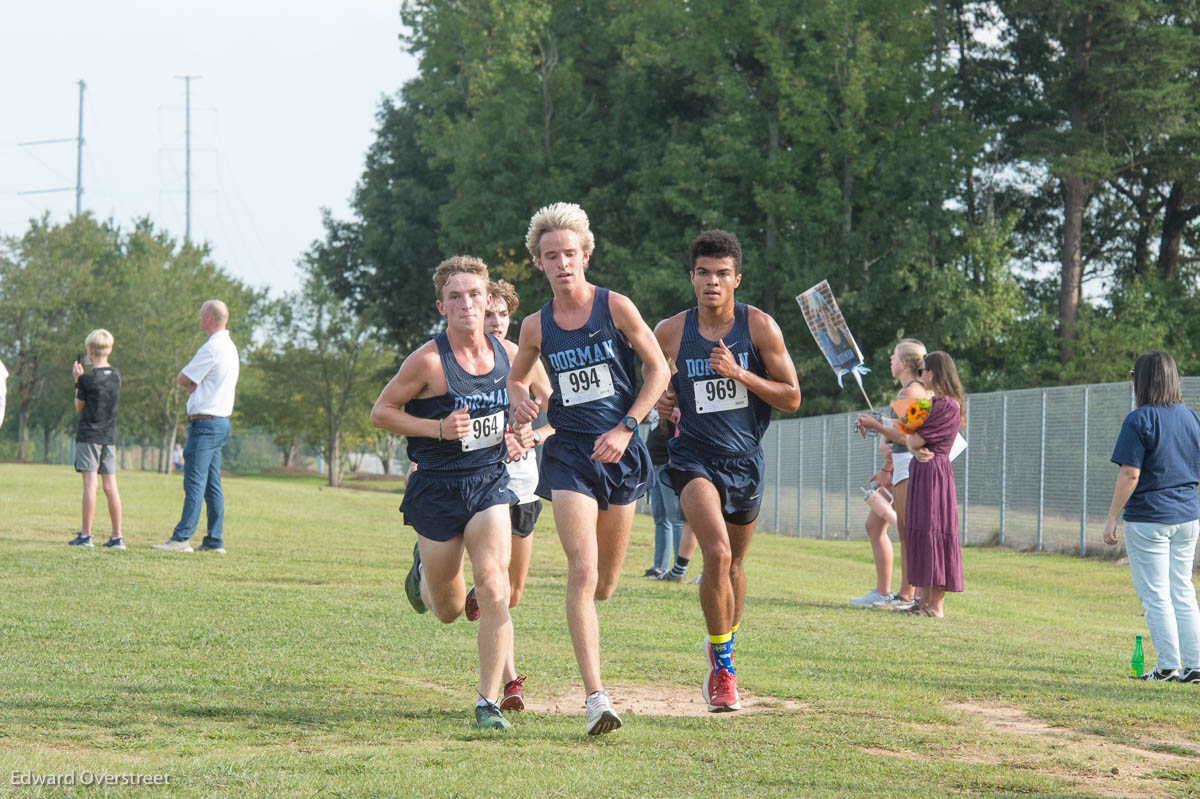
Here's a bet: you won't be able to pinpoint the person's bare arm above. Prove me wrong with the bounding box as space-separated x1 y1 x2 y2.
906 431 933 462
650 314 683 427
72 361 86 413
1103 465 1141 545
370 343 471 441
508 311 544 426
177 373 197 393
588 292 671 463
869 382 928 446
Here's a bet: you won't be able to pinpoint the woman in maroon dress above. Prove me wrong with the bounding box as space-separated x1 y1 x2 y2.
903 351 966 617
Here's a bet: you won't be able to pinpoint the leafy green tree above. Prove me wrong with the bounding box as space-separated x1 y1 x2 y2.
993 0 1200 362
282 261 392 487
238 338 313 468
0 214 113 459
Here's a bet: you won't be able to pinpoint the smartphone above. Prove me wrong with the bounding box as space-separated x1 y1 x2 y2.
77 352 86 365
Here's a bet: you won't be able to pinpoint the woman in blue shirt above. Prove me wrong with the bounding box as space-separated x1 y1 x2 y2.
1104 350 1200 682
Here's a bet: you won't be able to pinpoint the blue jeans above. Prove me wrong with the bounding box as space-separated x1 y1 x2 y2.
1125 519 1200 671
172 417 230 547
650 463 683 571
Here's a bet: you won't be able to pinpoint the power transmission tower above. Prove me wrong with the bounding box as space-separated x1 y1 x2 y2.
17 79 87 216
173 75 201 243
75 79 85 215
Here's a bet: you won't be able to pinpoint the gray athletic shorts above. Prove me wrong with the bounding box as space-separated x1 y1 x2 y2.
75 442 116 475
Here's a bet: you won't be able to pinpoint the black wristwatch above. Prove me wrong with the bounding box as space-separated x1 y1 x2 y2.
621 415 638 431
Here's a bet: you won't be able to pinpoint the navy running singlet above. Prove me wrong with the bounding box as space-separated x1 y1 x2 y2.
540 287 638 435
672 302 772 454
405 332 511 472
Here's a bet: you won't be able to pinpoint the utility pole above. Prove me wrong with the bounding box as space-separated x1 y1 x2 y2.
173 75 201 243
17 79 87 215
75 79 85 216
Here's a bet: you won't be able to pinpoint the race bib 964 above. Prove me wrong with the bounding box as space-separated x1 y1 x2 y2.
461 410 505 451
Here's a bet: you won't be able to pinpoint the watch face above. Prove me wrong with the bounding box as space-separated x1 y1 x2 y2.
623 416 637 431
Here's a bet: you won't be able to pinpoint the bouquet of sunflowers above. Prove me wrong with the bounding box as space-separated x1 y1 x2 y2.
889 397 932 435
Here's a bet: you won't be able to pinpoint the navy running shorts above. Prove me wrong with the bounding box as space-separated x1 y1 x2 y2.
667 437 765 526
510 499 542 537
400 462 517 542
536 430 652 510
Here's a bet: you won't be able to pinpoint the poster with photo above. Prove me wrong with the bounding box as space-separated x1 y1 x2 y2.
795 281 866 387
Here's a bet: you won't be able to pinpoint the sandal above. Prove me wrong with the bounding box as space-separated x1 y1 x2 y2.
903 605 943 618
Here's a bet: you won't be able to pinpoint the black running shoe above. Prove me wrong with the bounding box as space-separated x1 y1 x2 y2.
1135 668 1179 682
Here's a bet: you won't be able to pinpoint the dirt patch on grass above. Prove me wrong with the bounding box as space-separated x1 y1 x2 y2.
859 703 1200 798
945 701 1199 798
523 683 806 718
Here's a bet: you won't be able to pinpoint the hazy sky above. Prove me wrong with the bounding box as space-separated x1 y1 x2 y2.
0 1 418 297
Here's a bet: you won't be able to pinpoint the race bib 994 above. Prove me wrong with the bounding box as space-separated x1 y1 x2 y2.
559 363 615 406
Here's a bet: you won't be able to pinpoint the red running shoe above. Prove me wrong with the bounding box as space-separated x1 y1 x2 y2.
464 586 480 622
499 674 526 711
705 667 741 713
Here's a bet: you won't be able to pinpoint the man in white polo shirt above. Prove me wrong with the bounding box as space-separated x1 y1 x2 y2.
153 300 240 553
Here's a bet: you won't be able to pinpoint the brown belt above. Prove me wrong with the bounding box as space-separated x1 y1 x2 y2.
188 414 218 421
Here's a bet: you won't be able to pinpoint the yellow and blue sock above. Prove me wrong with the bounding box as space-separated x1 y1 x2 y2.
709 631 735 674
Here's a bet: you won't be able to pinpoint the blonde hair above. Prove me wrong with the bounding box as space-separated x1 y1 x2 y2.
489 280 519 315
895 338 926 378
433 256 489 300
525 202 595 260
85 328 113 357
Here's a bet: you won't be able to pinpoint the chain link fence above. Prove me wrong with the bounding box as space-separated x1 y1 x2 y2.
740 377 1200 555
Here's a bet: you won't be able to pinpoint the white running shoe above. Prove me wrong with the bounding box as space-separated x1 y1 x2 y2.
151 539 194 552
585 690 622 736
850 589 892 608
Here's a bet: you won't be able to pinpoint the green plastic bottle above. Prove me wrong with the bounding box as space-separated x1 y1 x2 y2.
1131 635 1144 678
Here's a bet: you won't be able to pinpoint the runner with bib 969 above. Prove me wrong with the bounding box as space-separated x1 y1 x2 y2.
654 230 801 712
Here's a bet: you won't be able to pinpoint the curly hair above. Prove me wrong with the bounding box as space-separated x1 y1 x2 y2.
689 229 742 272
489 280 519 314
433 256 489 300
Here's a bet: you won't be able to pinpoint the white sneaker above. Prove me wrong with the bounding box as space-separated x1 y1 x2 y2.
850 589 892 607
585 690 622 736
151 539 193 552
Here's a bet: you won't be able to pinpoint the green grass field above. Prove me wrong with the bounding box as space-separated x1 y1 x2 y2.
4 463 1200 798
